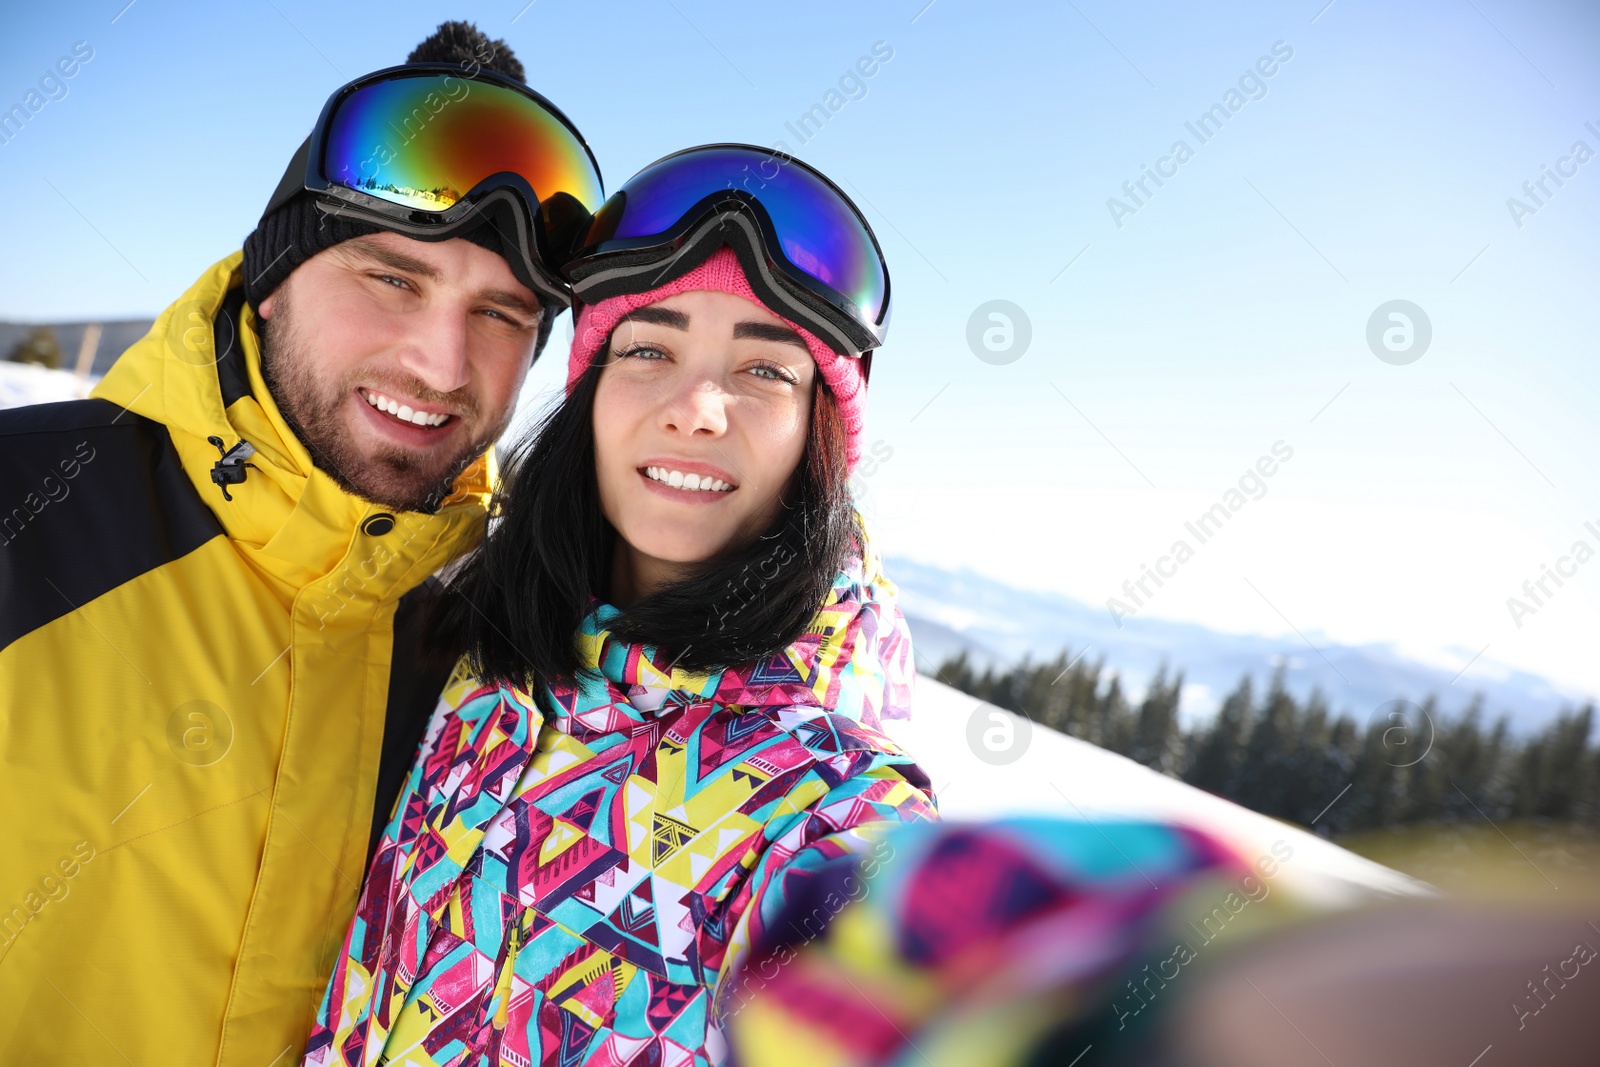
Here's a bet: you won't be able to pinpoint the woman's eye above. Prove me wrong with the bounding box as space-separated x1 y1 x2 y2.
617 344 668 361
749 362 795 383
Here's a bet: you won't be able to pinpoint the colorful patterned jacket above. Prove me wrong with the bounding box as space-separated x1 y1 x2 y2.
303 544 935 1066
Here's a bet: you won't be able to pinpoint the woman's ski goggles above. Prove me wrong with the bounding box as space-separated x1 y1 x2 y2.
565 144 891 355
262 64 604 304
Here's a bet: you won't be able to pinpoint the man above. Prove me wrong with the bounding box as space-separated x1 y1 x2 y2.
0 22 602 1063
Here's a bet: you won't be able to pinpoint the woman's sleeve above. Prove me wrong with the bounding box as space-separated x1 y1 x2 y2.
695 741 938 1003
717 816 1279 1067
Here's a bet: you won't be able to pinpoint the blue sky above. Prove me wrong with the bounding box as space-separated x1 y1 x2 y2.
4 0 1598 708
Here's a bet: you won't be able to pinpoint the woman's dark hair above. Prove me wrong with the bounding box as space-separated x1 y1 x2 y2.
426 349 862 695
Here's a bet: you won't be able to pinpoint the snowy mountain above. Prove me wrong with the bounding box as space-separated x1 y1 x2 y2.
888 556 1592 735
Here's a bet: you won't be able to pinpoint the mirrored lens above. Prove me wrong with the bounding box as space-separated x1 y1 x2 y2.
321 74 602 214
596 146 886 323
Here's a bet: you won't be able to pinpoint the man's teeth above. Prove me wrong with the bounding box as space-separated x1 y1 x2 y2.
645 466 733 493
362 389 449 427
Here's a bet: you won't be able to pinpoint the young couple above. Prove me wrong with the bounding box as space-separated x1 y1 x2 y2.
292 39 938 1067
0 21 1274 1067
288 43 1250 1067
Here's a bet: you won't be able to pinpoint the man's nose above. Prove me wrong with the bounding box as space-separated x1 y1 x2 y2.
395 306 472 395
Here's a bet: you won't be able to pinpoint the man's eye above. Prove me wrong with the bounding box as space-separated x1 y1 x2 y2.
374 274 411 291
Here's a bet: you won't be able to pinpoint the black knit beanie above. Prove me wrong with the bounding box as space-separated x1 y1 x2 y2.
241 22 558 352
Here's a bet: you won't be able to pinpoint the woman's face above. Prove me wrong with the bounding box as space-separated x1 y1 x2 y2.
592 290 818 587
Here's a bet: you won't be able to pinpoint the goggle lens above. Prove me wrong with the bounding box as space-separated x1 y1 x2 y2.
320 73 603 215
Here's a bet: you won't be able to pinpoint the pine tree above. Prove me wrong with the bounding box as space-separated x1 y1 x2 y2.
1345 715 1411 831
1417 698 1511 823
1092 674 1134 755
7 327 63 368
1284 690 1354 831
1029 651 1077 737
1185 676 1254 796
1129 666 1184 774
1228 667 1301 818
1515 706 1596 820
935 650 977 696
1399 696 1448 823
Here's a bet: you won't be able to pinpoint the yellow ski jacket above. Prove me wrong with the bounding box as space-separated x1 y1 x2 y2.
0 252 493 1063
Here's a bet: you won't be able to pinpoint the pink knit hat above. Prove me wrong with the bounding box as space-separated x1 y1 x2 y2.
566 246 867 468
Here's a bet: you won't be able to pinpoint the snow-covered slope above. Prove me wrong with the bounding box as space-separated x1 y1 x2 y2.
884 677 1430 905
0 361 94 409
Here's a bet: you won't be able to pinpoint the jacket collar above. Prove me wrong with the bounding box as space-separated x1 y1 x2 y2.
562 537 916 728
91 251 493 597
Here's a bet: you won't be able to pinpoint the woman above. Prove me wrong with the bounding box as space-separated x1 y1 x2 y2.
303 145 935 1066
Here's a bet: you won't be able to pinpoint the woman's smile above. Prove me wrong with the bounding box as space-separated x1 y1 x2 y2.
638 459 739 495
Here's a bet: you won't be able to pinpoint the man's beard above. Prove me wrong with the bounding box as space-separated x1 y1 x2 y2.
258 290 509 512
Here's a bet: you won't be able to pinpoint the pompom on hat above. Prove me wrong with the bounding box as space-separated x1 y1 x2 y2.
567 246 868 468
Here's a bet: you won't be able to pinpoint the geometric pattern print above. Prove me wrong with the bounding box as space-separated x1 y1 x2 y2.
303 540 935 1066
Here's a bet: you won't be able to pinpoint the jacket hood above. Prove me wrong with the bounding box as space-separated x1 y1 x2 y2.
91 251 493 596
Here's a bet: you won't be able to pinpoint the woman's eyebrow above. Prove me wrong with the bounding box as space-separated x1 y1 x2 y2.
616 306 690 330
733 321 807 347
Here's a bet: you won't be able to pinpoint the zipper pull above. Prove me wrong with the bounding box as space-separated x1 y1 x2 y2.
206 435 258 502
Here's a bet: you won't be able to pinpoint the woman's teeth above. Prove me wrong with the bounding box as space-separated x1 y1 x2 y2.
645 466 733 492
362 389 450 428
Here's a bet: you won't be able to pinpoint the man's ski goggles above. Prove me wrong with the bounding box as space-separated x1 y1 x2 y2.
566 144 891 355
262 64 604 304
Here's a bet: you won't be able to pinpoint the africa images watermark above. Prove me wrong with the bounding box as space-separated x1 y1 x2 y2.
1111 839 1296 1030
0 440 98 548
1503 518 1600 629
716 834 897 1022
722 40 896 207
166 699 234 767
966 300 1032 366
1512 928 1598 1031
967 701 1033 766
0 40 95 147
708 537 799 635
848 438 894 500
774 40 895 152
2 840 97 948
1107 441 1295 627
1106 40 1295 230
1505 121 1599 230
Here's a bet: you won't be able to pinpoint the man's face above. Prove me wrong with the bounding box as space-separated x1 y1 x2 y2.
257 232 544 511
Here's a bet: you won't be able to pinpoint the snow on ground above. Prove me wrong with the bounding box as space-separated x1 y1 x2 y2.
884 677 1431 906
0 362 94 409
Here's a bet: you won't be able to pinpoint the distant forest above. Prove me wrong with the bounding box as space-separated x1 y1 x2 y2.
936 650 1599 834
